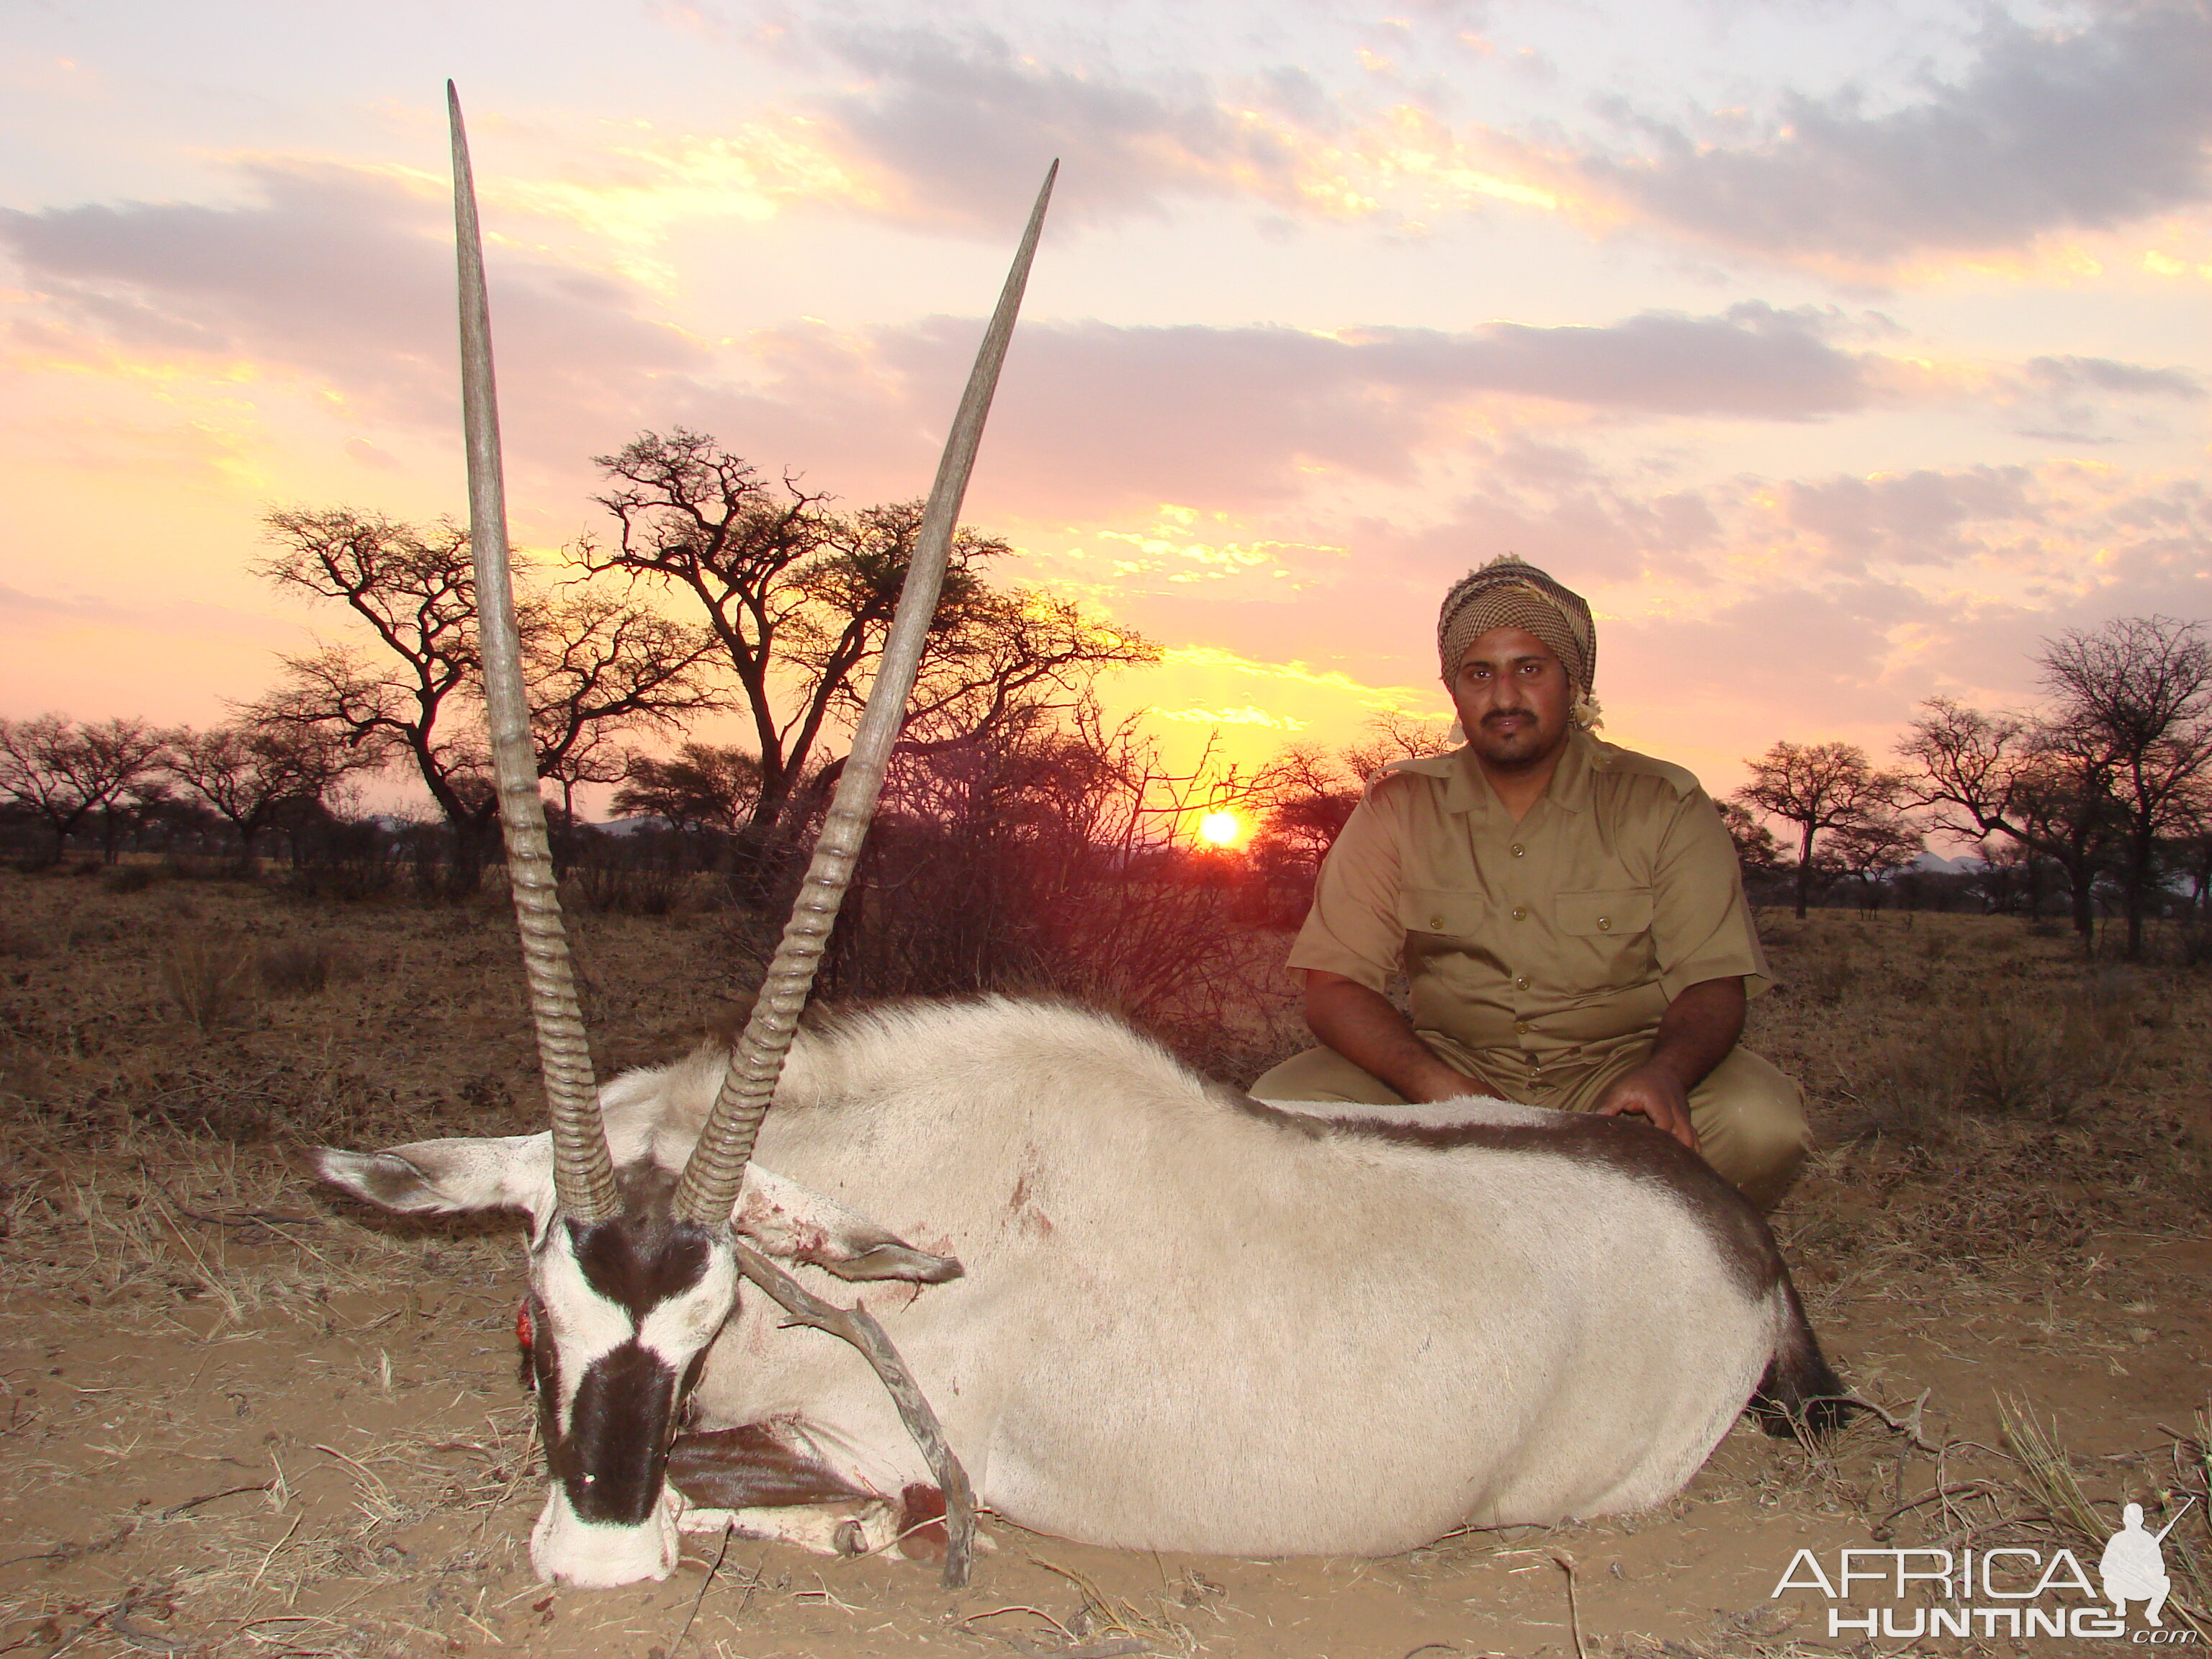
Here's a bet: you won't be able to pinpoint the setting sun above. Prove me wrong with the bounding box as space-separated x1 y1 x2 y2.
1197 810 1242 848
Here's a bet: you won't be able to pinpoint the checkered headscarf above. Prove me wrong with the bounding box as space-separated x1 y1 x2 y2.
1437 554 1603 730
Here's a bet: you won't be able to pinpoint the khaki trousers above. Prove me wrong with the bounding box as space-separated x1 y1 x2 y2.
1249 1033 1811 1212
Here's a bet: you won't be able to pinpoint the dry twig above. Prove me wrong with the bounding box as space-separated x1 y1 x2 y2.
727 1236 976 1588
1551 1552 1588 1659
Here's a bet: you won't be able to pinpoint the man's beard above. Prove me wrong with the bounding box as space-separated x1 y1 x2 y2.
1472 709 1557 769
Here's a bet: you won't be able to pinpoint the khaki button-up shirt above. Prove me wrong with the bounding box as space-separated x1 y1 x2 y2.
1287 732 1771 1056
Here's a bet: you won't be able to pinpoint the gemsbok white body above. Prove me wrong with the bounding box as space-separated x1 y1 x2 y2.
315 995 1843 1583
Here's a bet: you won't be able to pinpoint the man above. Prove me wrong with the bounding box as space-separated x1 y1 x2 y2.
1251 554 1810 1211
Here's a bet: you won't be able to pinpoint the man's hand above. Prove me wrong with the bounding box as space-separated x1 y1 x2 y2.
1595 976 1746 1156
1596 1064 1699 1152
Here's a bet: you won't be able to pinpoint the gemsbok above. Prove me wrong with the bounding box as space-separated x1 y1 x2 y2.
310 86 1845 1591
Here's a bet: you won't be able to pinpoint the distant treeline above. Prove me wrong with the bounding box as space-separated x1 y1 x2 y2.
1 423 2207 969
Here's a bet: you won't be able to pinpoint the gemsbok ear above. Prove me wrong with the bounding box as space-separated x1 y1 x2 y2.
736 1166 963 1285
309 1135 553 1220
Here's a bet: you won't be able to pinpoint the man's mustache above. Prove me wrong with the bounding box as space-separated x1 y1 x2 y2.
1481 708 1537 727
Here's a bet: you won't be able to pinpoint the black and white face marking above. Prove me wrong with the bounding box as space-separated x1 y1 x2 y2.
528 1215 733 1515
523 1166 739 1582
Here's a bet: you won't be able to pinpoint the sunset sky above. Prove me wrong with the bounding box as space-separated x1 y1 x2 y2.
5 0 2211 817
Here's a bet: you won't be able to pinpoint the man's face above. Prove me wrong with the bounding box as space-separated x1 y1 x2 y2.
1447 626 1573 772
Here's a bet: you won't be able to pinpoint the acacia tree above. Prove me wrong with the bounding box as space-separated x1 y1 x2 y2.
1899 696 2120 943
165 723 361 866
582 431 1154 892
1246 745 1361 881
0 714 171 866
1340 711 1455 782
1816 810 1924 910
251 510 478 854
819 523 1157 745
613 743 764 840
1733 740 1907 919
522 587 731 821
1241 714 1454 884
1718 800 1782 873
2167 776 2212 927
251 506 725 891
2038 616 2212 958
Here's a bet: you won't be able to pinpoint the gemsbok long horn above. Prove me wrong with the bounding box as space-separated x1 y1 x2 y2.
670 163 1058 1227
449 83 620 1223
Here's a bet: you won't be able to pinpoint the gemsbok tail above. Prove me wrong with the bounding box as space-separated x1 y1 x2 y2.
1749 1271 1852 1439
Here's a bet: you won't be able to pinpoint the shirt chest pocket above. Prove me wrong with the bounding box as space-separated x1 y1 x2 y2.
1398 886 1485 938
1555 888 1655 938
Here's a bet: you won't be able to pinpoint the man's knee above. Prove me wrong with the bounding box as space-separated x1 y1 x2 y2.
1689 1048 1812 1212
1249 1046 1409 1106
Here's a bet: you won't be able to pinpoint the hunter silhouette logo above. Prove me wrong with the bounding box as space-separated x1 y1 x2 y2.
2103 1500 2194 1628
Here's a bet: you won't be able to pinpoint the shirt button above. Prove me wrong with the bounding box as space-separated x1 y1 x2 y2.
1514 975 1530 990
1510 843 1525 858
1428 914 1444 930
1597 917 1612 931
1514 1020 1530 1035
1511 907 1527 921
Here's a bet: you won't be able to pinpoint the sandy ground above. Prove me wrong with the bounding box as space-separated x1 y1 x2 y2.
1 871 2208 1657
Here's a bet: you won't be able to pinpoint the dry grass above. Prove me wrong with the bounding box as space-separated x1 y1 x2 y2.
0 1110 532 1655
1753 909 2210 1272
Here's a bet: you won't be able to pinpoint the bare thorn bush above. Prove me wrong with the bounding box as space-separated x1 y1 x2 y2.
1797 943 1856 1004
256 940 343 996
1974 976 2144 1120
1851 1032 1965 1142
159 935 256 1032
1958 999 2079 1118
1852 979 2144 1138
570 857 683 916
